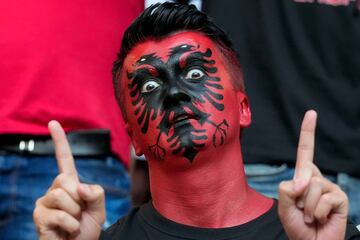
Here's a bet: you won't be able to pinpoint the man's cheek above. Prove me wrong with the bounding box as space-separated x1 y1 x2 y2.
129 111 162 139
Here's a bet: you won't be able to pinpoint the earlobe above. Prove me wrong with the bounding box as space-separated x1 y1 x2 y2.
237 92 251 128
125 123 144 156
133 144 144 157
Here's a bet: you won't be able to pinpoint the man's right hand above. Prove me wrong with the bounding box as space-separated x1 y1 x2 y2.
33 120 105 240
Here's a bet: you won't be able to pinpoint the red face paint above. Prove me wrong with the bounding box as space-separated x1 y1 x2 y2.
121 32 272 227
123 32 242 163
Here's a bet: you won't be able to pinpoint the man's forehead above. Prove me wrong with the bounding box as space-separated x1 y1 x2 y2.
124 31 216 65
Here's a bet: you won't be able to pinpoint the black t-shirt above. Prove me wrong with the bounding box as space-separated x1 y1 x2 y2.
100 201 360 240
203 0 360 177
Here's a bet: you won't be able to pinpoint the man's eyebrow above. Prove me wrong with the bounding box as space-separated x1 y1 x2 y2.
135 53 163 67
129 66 159 79
129 53 163 77
182 55 209 64
179 54 214 69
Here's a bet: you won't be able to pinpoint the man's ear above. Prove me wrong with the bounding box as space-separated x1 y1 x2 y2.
237 92 251 128
125 123 144 156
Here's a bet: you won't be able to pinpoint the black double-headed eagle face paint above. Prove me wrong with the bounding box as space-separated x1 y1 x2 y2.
122 32 239 163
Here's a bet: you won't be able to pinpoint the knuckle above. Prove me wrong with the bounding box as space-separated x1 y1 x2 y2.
73 207 82 219
51 188 64 199
298 143 311 151
310 176 323 186
333 184 342 193
279 181 287 190
49 189 65 206
56 173 69 187
36 224 47 236
54 174 78 197
71 221 81 233
69 228 80 237
66 220 80 236
303 199 312 213
35 197 44 207
335 189 349 203
33 207 41 223
321 194 332 205
278 181 293 196
54 173 65 186
278 182 286 193
56 211 68 222
94 185 105 196
314 211 326 224
89 184 105 202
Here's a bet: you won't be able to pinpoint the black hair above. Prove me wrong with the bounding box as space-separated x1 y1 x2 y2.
112 2 244 121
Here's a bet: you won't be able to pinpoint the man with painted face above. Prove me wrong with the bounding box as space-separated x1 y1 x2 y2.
33 3 360 240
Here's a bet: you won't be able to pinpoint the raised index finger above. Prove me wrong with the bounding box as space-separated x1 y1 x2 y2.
294 110 317 181
48 120 79 180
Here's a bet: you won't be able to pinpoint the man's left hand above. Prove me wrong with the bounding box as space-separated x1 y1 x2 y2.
278 110 348 240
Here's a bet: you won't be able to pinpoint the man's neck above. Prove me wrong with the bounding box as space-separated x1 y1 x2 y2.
147 140 273 228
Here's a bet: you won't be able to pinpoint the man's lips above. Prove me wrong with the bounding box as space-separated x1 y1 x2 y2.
170 113 197 126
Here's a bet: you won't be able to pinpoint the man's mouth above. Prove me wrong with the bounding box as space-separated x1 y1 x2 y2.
171 113 196 127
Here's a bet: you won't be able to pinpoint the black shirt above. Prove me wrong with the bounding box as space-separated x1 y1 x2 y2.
203 0 360 177
100 201 360 239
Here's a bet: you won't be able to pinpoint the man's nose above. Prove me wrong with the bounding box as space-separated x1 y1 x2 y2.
163 85 191 108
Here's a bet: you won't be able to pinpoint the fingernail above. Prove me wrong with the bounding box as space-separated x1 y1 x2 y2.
293 179 305 192
296 199 304 209
80 183 90 194
304 214 313 223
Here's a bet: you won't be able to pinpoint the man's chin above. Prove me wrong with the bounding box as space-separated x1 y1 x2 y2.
170 139 211 163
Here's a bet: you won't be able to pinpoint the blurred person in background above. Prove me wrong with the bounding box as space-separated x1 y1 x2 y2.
0 1 143 239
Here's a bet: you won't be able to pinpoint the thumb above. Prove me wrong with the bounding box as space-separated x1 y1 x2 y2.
78 183 106 224
278 179 306 216
278 180 312 240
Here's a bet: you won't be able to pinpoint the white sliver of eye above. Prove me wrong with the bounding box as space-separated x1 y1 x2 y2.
185 69 205 80
141 81 160 93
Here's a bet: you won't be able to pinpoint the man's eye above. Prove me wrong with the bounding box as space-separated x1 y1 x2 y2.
185 69 205 80
141 81 160 93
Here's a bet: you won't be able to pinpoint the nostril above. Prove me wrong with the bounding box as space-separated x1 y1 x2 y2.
164 90 191 108
178 93 191 102
168 86 190 101
169 87 180 96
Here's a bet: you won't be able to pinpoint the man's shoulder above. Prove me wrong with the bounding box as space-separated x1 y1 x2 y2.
100 205 144 240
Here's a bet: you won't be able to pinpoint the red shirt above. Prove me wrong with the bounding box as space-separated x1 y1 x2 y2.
0 0 144 166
